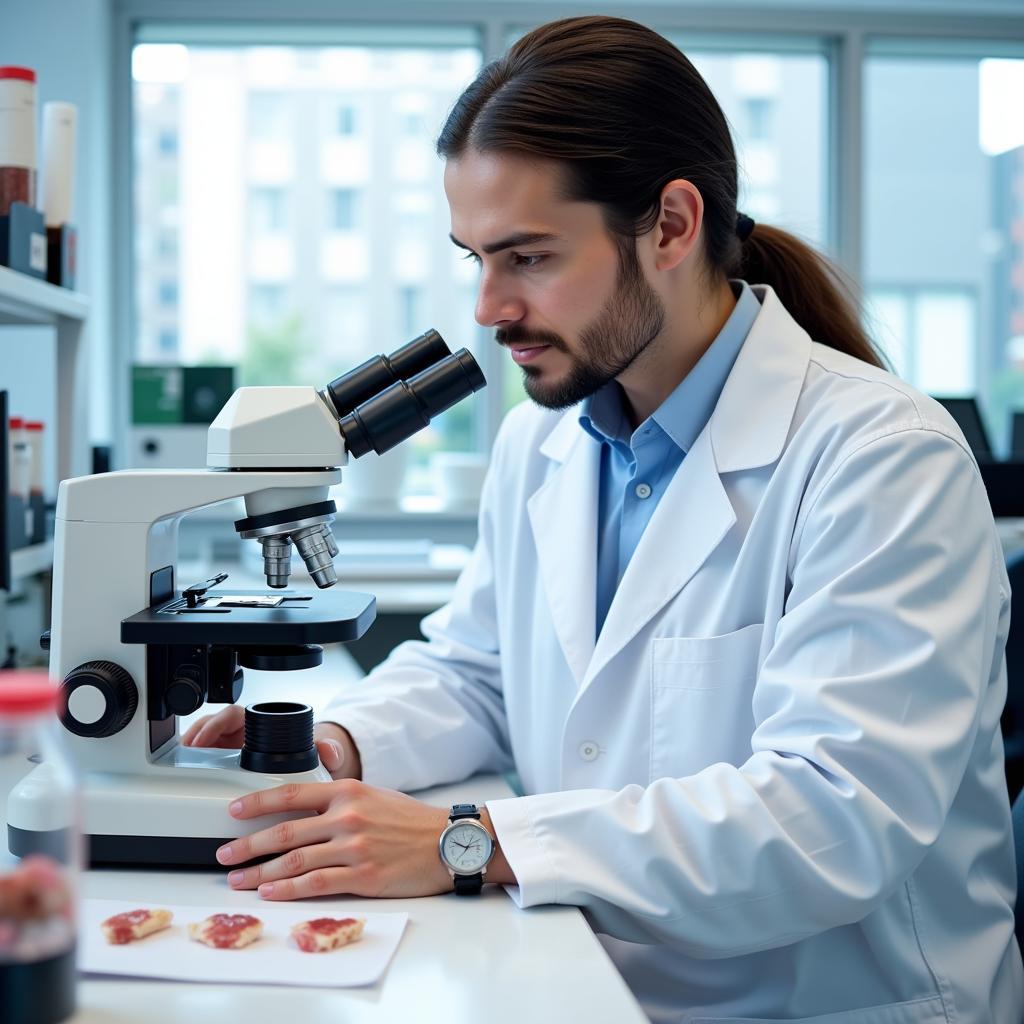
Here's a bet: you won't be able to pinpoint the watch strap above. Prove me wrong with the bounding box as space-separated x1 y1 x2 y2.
453 872 484 896
449 802 481 821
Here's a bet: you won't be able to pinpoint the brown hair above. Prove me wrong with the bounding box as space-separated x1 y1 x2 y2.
437 15 884 369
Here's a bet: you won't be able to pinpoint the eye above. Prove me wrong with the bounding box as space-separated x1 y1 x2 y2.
512 253 546 269
461 251 481 264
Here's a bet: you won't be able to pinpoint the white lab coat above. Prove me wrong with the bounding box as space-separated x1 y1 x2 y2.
324 285 1024 1023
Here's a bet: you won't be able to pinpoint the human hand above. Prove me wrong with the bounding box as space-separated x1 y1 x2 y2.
215 779 453 900
180 706 361 778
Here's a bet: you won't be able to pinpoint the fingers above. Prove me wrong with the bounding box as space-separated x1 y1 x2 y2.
228 780 352 821
316 738 345 773
216 811 335 867
180 715 211 746
256 867 359 901
183 705 244 748
225 838 346 891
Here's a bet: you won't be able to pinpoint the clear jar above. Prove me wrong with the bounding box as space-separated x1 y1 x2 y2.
1 672 80 1024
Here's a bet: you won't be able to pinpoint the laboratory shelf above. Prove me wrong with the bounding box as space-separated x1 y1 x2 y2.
0 265 88 325
10 540 54 582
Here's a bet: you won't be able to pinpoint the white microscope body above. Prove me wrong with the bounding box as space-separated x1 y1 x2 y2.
7 333 485 865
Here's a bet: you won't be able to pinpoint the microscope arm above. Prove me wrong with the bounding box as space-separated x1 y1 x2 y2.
55 468 341 525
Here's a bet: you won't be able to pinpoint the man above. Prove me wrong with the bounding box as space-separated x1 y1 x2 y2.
185 17 1023 1022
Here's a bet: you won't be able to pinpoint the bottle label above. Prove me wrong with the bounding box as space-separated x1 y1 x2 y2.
29 231 47 272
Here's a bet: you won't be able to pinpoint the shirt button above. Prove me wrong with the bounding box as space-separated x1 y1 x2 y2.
635 482 652 499
578 741 599 762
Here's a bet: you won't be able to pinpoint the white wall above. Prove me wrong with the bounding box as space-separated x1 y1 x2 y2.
1 0 114 487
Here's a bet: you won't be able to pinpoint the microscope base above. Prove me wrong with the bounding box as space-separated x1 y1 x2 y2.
8 752 332 868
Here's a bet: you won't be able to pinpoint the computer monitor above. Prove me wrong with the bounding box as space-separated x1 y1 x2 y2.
1011 412 1024 459
934 397 993 461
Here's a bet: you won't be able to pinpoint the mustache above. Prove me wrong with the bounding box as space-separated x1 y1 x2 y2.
495 326 568 352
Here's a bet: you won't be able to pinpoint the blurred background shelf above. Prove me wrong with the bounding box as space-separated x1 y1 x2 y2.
10 541 54 582
0 265 88 325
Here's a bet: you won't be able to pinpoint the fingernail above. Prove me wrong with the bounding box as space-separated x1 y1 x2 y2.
258 883 274 898
216 845 232 864
328 740 343 765
229 800 243 815
228 870 244 886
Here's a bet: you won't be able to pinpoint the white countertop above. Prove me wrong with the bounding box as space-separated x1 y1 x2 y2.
66 774 645 1024
2 660 647 1023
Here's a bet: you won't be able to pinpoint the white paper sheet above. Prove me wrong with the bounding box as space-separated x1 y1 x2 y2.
80 899 408 988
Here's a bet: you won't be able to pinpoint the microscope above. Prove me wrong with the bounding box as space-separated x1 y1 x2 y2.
7 330 485 867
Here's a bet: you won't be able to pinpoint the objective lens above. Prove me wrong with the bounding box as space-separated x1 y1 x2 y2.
261 535 292 589
293 524 338 589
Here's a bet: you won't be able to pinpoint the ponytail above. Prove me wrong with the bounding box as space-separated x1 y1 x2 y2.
437 15 886 370
737 224 885 369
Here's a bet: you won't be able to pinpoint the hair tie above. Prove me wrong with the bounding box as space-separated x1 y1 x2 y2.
735 213 755 242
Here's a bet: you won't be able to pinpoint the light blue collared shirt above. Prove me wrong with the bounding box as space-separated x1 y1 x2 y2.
579 280 761 637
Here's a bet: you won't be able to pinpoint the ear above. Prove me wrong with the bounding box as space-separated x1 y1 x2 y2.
649 179 703 272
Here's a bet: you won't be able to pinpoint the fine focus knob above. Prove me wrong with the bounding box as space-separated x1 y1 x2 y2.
165 670 205 717
60 660 138 738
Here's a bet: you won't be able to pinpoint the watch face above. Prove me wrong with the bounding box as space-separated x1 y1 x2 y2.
442 822 492 874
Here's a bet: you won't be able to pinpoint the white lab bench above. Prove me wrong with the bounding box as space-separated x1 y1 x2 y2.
1 655 648 1024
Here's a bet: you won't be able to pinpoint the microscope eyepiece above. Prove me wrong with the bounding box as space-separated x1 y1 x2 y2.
339 348 487 458
322 329 451 419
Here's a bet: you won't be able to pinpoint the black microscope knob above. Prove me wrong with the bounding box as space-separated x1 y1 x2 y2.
60 660 138 738
165 670 205 717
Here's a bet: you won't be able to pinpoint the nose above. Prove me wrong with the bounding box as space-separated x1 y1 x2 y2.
474 270 526 328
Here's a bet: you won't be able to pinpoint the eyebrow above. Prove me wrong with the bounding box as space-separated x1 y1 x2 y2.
448 231 563 255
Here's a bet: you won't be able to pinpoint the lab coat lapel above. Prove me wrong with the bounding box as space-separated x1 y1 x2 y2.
528 415 600 688
585 427 735 688
581 284 811 692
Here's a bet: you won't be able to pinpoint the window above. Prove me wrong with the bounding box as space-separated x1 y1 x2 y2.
249 92 289 139
158 280 178 306
249 283 288 325
864 45 1024 454
399 286 425 336
330 188 358 232
251 187 287 233
336 104 356 135
157 129 178 155
866 288 977 394
744 97 773 143
158 329 179 354
132 33 484 479
683 47 828 248
124 14 1024 501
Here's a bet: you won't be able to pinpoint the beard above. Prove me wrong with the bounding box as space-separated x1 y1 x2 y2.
496 244 666 411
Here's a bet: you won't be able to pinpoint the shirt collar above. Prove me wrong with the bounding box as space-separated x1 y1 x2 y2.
579 279 761 453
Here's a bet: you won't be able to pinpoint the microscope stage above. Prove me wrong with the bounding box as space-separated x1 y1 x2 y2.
121 588 376 645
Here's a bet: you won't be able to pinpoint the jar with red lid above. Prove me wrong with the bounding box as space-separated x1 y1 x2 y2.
0 67 37 217
0 671 80 1024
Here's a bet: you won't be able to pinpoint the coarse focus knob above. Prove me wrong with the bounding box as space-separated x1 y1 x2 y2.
60 660 138 738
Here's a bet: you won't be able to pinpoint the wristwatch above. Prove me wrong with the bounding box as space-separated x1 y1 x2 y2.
438 803 495 895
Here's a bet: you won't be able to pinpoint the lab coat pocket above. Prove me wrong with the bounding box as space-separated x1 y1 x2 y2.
650 622 764 780
688 993 948 1023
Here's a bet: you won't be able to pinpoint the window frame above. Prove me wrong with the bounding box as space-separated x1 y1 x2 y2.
112 1 1024 515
